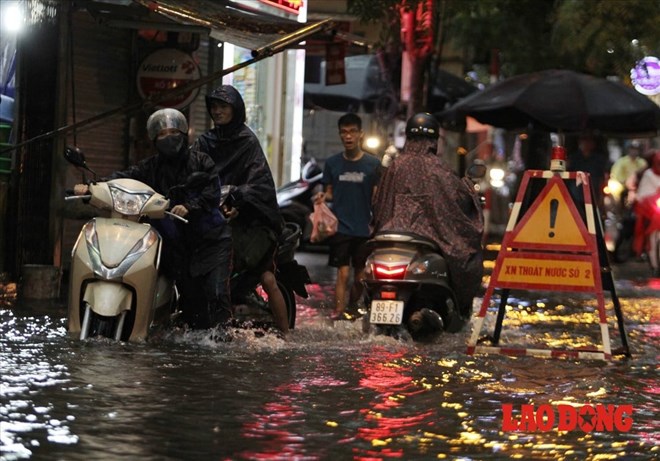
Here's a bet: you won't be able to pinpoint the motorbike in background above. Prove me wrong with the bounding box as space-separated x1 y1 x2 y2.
277 158 323 246
64 147 187 341
634 190 660 277
602 178 636 263
361 162 487 342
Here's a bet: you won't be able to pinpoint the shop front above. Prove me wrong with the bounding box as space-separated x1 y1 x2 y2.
1 0 328 280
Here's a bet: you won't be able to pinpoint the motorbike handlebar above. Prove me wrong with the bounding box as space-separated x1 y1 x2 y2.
164 210 189 224
64 194 92 201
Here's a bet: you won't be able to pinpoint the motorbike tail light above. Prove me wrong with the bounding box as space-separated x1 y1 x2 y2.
373 263 407 280
380 290 397 299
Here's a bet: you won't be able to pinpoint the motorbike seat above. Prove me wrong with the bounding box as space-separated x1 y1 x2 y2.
370 231 440 251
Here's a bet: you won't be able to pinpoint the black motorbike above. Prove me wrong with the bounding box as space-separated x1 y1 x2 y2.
220 186 311 330
361 162 487 342
277 158 323 246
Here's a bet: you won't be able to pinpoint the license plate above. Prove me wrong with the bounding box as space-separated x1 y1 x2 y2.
370 300 404 325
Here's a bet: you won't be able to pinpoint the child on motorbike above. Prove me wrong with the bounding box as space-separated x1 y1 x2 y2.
74 108 233 331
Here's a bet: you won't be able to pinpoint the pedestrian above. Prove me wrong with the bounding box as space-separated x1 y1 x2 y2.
193 84 290 337
372 112 484 318
567 134 609 212
314 113 381 320
74 108 233 330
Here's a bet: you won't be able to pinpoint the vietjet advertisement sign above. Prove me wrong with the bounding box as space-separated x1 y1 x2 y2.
136 48 201 110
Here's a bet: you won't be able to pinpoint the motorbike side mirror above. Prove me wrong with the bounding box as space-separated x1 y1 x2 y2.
466 160 487 181
64 145 97 178
64 146 88 168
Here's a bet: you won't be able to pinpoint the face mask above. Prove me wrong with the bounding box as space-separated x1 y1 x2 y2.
155 133 186 159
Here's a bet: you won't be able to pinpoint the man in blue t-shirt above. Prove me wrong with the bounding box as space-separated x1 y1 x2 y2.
315 113 381 320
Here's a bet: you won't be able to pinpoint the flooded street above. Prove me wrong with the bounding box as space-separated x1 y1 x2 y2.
1 251 658 460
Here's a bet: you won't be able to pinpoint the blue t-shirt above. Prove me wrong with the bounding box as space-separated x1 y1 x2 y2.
322 152 381 237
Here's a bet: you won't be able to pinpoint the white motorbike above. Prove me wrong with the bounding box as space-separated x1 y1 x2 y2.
64 147 187 341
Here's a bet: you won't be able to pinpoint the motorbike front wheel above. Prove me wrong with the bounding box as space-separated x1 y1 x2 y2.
80 304 129 341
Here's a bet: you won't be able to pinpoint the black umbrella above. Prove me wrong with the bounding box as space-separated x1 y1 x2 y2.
426 69 479 112
437 69 660 135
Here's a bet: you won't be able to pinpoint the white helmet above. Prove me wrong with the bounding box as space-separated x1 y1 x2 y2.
146 108 188 141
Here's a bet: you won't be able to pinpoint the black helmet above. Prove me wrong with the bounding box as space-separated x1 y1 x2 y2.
405 112 440 140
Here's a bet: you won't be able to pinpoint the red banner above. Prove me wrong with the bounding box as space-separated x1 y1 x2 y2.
325 43 346 86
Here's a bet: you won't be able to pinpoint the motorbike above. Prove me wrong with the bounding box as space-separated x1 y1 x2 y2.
220 186 311 331
602 178 636 263
277 158 323 246
361 162 487 342
634 190 660 277
64 146 311 341
64 147 186 341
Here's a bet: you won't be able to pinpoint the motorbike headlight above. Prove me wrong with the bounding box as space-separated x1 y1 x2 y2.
109 186 151 215
489 168 505 188
605 179 624 197
407 260 429 275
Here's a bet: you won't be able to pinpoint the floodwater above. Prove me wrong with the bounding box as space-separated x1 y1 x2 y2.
1 252 658 460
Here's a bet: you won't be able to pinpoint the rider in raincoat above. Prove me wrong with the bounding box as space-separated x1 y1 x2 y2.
372 113 484 316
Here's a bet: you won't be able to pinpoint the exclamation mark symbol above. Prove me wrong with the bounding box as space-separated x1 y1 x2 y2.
549 199 559 238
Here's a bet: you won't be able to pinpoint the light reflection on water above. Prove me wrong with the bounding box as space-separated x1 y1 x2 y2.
1 295 658 460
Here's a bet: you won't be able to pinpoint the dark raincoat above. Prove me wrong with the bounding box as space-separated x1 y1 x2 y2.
105 148 228 278
372 138 484 313
193 85 282 236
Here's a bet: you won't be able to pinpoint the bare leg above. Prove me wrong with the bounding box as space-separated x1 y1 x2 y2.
261 270 290 337
333 265 351 315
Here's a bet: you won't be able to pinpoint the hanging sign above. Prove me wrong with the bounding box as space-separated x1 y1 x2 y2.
325 43 346 86
136 48 201 109
630 56 660 95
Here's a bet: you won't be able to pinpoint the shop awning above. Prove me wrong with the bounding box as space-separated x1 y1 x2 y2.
87 0 318 50
3 2 336 154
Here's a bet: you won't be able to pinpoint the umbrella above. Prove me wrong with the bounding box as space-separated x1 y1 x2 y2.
437 69 660 135
304 54 397 114
426 69 479 113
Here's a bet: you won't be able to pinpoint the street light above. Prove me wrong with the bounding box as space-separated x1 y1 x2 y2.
1 1 24 34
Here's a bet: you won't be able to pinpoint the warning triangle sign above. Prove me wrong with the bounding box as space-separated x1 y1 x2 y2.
510 175 590 250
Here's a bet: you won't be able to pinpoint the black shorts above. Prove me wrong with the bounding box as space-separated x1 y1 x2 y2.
231 222 277 275
328 233 370 269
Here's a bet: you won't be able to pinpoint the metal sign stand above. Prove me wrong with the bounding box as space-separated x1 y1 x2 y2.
467 168 630 360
